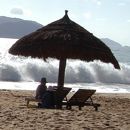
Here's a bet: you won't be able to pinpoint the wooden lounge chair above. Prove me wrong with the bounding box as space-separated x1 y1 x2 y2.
54 87 72 109
25 87 71 108
62 89 100 111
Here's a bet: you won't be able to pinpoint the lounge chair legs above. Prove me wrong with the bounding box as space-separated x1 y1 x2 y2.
66 105 72 110
79 106 82 110
66 105 83 110
65 103 100 111
94 106 98 111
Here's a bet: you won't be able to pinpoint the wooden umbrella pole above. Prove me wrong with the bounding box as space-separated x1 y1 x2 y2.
58 58 66 88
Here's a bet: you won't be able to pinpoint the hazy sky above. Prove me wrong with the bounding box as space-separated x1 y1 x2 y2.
0 0 130 46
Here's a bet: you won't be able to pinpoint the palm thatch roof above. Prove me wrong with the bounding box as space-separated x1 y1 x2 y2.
9 11 120 69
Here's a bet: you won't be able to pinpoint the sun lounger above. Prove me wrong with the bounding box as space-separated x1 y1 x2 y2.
62 89 100 111
54 87 72 109
25 87 71 108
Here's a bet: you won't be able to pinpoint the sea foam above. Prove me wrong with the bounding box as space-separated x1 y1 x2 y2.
0 38 130 84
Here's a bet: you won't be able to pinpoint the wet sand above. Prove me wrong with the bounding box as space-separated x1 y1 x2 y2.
0 90 130 130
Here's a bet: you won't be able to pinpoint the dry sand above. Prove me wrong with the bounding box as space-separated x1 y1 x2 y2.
0 90 130 130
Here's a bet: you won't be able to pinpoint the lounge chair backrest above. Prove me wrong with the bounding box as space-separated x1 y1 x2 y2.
54 87 71 103
68 89 96 103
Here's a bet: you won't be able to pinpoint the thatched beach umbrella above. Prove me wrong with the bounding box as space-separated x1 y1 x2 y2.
9 10 120 88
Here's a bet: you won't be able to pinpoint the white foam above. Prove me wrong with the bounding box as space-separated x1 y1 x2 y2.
0 38 130 85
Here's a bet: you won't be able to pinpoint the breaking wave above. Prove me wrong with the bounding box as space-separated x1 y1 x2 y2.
0 38 130 84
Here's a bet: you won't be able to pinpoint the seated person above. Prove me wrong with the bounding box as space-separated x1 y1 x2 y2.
35 77 47 99
36 78 55 108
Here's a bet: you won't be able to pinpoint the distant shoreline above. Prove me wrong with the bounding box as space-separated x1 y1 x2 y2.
0 81 130 93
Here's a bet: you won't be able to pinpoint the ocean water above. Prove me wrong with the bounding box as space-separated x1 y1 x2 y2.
0 38 130 93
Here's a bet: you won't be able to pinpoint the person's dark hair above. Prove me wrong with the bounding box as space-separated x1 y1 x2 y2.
41 77 47 83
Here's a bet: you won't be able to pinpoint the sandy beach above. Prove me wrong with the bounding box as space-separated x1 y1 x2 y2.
0 90 130 130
